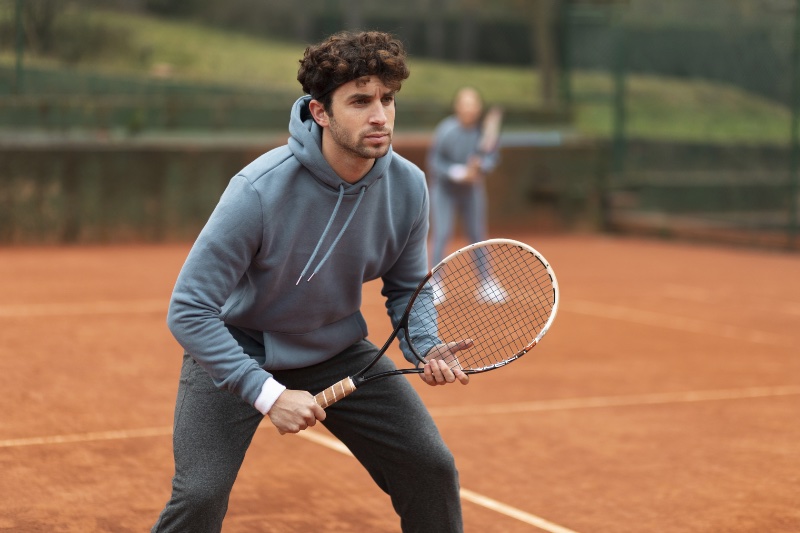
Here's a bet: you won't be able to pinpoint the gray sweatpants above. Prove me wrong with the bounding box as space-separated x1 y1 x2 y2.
151 339 463 532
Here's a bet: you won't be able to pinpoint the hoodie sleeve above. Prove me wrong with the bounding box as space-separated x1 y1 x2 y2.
167 175 270 406
381 174 439 363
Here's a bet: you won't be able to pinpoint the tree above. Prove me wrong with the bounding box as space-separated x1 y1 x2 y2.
22 0 64 54
530 0 562 108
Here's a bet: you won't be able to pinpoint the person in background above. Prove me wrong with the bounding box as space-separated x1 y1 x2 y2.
427 86 504 305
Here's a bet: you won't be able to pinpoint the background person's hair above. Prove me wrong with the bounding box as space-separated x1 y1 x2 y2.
297 31 410 113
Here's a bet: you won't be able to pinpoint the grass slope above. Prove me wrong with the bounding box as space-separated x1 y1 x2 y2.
0 7 792 143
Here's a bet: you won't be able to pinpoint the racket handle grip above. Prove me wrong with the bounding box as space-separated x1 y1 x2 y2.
314 377 356 409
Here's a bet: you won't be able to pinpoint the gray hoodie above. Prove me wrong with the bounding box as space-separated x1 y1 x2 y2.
167 95 433 406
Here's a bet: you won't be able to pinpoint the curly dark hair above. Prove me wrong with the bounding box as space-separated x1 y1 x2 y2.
297 31 410 112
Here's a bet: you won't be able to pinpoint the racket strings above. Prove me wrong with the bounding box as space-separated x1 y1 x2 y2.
410 243 556 372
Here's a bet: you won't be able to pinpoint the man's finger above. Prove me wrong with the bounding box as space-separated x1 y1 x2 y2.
312 404 327 421
448 339 474 352
428 340 472 359
431 360 445 383
453 367 470 385
439 360 456 383
427 360 446 384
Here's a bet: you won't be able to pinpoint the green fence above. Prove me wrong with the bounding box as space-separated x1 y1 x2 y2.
601 3 800 250
0 135 604 244
3 1 800 250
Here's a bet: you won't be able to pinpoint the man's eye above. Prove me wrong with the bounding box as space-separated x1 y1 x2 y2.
382 96 395 105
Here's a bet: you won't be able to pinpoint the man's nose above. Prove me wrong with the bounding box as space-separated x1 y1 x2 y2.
369 101 388 125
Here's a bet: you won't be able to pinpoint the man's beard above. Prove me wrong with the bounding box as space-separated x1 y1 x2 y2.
328 116 391 160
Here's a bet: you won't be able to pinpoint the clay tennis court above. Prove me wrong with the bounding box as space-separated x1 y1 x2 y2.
1 233 798 532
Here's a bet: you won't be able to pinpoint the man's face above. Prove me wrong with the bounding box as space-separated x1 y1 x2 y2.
325 76 396 160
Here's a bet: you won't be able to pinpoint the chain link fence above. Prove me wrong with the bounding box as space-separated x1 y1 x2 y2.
592 1 800 250
2 0 799 248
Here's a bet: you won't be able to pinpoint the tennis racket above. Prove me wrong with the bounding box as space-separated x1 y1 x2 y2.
477 105 503 155
314 238 559 408
460 105 503 184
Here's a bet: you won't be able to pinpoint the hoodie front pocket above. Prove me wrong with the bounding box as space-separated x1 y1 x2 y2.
261 311 369 370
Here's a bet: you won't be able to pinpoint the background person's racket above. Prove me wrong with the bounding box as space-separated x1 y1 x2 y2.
477 105 503 155
460 105 503 184
314 238 559 408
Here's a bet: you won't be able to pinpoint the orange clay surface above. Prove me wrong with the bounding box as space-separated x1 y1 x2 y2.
1 233 799 532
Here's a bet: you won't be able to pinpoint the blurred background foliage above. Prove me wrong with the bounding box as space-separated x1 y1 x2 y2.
0 0 794 141
0 0 798 248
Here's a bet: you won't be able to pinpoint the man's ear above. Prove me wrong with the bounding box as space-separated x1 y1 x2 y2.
308 99 329 127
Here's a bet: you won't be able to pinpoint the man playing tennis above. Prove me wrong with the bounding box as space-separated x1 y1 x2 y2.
151 31 470 533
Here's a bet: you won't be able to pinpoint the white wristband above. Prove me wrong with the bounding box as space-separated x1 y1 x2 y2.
253 377 287 415
447 164 468 182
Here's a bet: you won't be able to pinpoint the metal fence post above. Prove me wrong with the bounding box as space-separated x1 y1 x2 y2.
558 0 573 108
14 0 24 94
790 0 800 249
611 11 627 182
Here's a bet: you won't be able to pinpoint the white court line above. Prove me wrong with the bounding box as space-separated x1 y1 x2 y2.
4 386 798 530
428 385 800 418
460 489 579 533
565 299 793 347
4 386 798 448
0 424 580 532
0 426 173 448
662 284 800 318
781 302 800 317
297 431 579 533
0 299 166 317
4 298 794 348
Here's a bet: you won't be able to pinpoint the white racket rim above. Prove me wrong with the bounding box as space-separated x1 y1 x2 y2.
429 238 560 351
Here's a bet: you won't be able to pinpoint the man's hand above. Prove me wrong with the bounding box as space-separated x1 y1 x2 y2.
267 389 326 435
421 339 473 386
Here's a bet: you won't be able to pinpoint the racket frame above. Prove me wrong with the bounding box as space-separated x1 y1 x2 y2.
477 106 504 155
314 238 559 408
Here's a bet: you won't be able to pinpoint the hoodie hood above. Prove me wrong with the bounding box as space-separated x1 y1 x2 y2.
287 96 392 194
286 96 392 283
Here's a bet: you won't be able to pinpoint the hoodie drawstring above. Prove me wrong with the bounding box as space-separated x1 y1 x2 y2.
297 184 367 284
